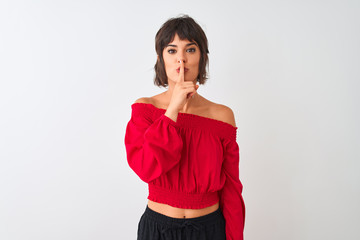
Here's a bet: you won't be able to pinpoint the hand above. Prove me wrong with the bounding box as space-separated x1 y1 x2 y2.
168 60 199 112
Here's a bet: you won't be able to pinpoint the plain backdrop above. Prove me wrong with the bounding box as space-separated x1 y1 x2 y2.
0 0 359 239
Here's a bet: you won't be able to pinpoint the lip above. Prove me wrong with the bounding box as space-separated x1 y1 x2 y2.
176 67 189 73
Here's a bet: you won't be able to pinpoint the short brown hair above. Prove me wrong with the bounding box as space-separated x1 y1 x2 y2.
154 15 209 87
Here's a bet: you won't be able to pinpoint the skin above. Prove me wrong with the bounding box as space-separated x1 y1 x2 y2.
162 33 201 122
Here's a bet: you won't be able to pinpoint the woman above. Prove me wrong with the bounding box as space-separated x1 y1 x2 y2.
124 15 245 240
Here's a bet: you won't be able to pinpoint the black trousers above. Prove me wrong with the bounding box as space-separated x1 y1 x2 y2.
137 205 226 240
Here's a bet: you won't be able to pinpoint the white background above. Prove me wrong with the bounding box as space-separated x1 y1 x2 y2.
0 0 359 239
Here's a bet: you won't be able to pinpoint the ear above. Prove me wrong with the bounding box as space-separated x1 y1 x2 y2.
157 55 159 61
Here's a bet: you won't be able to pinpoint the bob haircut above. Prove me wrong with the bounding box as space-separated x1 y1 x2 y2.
154 15 209 87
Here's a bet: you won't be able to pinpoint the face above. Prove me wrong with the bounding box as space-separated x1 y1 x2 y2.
162 33 201 83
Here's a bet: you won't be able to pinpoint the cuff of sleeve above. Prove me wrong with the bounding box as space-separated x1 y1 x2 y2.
160 114 178 127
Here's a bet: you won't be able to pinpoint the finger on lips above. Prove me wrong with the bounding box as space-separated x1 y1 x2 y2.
179 60 184 82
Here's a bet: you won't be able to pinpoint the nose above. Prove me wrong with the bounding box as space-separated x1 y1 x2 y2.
177 52 187 63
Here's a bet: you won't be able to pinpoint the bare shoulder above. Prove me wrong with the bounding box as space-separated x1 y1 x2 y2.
134 93 163 105
211 103 237 128
134 97 152 104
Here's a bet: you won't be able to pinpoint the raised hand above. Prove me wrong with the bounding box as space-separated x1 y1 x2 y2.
168 60 199 112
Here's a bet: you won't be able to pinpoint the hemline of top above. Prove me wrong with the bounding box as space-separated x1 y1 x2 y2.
147 183 220 209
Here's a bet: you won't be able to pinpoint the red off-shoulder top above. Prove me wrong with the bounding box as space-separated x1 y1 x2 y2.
124 102 245 240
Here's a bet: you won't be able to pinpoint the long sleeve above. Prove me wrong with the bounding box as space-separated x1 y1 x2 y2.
124 105 183 183
219 138 246 240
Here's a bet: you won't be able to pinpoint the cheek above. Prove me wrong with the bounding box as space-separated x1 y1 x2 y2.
162 58 175 77
190 53 201 65
189 57 201 71
163 55 174 68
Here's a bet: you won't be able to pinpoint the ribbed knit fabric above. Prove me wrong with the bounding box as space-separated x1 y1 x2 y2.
124 102 245 240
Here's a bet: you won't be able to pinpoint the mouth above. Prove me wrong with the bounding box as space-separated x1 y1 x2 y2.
176 67 189 73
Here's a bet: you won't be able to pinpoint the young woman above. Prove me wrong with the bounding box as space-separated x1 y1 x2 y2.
124 15 245 240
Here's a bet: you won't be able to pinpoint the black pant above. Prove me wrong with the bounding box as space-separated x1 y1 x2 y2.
137 205 226 240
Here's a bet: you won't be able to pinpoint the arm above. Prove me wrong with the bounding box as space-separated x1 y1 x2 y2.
219 138 246 240
124 103 183 183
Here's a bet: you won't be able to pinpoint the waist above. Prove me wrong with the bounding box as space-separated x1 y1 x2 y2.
147 184 219 209
147 200 220 219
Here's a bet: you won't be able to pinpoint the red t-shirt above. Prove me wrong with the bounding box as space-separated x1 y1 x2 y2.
124 102 245 240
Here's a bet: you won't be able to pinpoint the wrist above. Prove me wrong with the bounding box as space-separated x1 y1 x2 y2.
165 107 179 122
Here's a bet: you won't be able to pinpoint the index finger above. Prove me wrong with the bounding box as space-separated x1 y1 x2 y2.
179 60 185 82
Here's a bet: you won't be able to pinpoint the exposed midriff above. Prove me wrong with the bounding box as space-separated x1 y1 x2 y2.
147 200 220 219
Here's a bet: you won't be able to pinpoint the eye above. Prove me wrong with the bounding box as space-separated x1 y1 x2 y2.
167 49 176 54
187 48 196 53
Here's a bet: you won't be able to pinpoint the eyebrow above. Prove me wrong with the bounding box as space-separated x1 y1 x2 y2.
166 42 198 47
